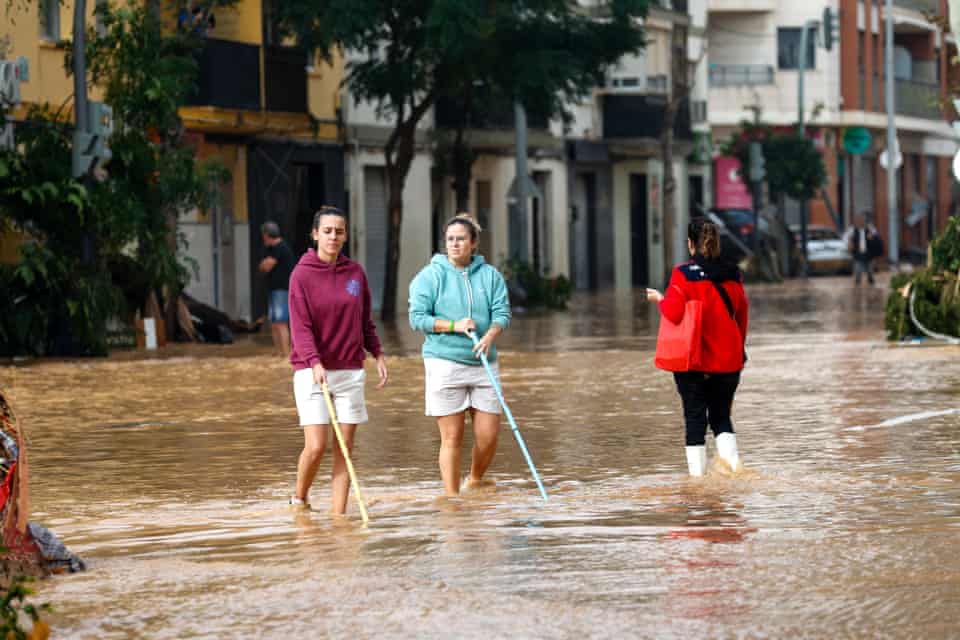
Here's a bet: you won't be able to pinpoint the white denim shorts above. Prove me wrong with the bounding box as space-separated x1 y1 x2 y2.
293 368 368 426
423 357 501 417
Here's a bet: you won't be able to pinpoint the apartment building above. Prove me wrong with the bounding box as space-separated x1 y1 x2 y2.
178 0 345 322
0 1 348 323
567 0 709 291
708 0 957 258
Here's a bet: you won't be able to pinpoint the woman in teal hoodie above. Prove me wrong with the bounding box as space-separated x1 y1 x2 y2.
408 214 512 496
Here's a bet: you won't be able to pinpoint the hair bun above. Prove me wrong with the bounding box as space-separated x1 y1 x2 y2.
453 212 482 233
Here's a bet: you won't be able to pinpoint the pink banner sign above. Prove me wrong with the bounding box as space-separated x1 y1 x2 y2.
714 156 752 210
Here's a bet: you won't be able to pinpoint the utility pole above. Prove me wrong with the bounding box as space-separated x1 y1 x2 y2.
797 18 818 277
885 0 899 268
72 0 89 177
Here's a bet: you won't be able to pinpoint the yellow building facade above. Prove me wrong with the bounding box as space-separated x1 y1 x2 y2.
1 0 346 321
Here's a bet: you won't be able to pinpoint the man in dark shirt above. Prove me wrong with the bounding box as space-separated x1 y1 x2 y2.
259 221 296 356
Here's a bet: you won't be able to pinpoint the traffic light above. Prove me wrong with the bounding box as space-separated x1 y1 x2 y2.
822 7 838 52
748 142 766 183
71 101 113 177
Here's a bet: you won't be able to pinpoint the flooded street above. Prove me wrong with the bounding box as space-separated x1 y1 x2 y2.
3 277 959 638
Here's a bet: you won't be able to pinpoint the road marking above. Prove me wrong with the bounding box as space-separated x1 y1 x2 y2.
846 408 960 431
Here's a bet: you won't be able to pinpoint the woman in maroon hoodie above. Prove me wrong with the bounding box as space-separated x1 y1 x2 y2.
287 206 388 513
646 218 749 477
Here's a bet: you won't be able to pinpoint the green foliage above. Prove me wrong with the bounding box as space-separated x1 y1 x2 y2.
0 105 120 356
0 3 228 357
273 0 647 314
722 120 827 201
884 269 960 340
930 215 960 273
502 259 573 310
884 220 960 341
0 575 51 640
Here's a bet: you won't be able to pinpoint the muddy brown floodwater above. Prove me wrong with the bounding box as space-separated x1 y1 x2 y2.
2 276 959 638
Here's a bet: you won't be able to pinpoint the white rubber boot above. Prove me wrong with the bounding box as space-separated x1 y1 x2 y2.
685 445 707 477
715 432 741 472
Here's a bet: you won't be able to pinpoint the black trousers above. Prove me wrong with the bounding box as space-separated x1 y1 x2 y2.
673 371 741 446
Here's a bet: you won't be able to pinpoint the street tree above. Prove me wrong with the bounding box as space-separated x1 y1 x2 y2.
274 0 648 316
0 3 226 355
440 1 649 218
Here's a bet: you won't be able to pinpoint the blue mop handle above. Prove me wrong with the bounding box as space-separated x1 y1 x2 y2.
467 330 549 501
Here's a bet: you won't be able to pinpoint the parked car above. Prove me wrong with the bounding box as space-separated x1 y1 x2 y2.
789 225 853 274
706 208 777 264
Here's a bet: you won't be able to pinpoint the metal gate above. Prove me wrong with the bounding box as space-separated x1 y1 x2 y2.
364 167 388 311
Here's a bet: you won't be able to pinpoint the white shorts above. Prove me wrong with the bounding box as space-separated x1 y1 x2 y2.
424 357 502 417
293 368 368 427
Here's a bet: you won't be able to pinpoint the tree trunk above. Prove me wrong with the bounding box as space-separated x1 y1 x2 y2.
661 117 676 277
380 93 436 319
381 115 422 319
661 22 689 281
451 84 475 213
452 131 473 213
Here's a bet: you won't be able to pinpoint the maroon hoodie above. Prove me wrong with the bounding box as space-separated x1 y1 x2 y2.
288 250 382 371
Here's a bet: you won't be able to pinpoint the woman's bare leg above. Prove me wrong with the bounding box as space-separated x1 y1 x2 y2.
468 410 501 485
330 424 357 515
295 425 328 502
437 413 466 496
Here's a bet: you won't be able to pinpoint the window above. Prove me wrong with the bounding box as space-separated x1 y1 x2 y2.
38 0 59 41
777 27 816 70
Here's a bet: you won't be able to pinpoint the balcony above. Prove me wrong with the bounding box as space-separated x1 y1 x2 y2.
893 0 940 13
264 46 308 113
708 64 775 87
187 38 261 111
602 94 692 140
895 79 942 119
434 87 549 130
707 0 776 11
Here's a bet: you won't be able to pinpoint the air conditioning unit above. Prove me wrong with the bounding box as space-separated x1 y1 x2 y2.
607 75 643 91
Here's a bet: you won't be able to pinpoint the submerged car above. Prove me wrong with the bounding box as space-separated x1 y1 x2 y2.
790 225 853 274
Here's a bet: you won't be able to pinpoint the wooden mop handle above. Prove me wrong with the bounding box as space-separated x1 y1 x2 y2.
321 382 370 525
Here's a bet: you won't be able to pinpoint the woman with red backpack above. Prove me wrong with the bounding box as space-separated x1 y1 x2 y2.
646 218 749 477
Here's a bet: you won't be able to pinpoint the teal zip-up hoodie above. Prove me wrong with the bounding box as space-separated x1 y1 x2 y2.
408 254 511 365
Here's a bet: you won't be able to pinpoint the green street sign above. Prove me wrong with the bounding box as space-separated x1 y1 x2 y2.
843 127 872 155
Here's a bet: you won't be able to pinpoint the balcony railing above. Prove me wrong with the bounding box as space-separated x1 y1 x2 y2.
187 38 261 111
709 64 774 87
602 94 692 140
264 46 308 113
893 0 940 13
895 79 942 119
434 87 549 130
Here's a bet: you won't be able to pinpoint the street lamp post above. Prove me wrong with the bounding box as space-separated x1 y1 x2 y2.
796 18 819 277
885 0 899 268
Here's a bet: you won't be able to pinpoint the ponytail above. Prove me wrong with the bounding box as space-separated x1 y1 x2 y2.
688 217 721 259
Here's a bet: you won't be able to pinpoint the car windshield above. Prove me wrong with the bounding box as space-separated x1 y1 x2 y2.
713 210 753 226
808 228 841 241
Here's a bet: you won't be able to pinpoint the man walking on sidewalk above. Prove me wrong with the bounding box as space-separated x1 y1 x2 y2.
843 212 882 286
259 221 296 356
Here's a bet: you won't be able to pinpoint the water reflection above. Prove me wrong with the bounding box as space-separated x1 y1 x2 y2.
1 276 959 637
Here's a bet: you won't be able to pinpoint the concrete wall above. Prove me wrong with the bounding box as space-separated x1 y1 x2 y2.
348 148 433 313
